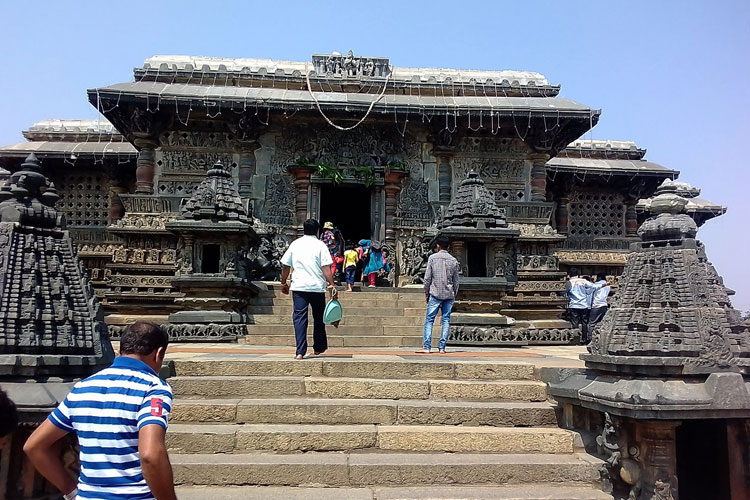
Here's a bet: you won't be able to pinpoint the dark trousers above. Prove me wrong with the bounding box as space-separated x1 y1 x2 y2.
588 306 608 333
569 308 591 343
292 291 327 356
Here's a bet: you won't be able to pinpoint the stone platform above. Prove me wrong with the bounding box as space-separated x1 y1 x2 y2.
159 344 608 499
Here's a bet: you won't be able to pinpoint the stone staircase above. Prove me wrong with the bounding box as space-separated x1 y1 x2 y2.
166 356 610 499
245 285 440 348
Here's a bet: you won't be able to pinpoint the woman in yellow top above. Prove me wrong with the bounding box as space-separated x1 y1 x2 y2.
343 242 359 292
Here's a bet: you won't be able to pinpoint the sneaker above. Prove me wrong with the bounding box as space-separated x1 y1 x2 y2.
416 349 431 354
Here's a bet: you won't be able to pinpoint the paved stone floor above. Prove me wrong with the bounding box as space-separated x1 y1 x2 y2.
164 343 588 370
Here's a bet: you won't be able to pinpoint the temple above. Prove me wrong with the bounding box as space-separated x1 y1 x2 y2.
0 52 726 344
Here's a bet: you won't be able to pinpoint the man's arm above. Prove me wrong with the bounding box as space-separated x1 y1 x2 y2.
24 420 77 497
322 265 336 289
139 425 177 500
280 265 292 295
423 258 433 302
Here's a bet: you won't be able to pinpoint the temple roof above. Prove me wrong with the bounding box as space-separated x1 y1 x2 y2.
23 119 123 141
439 171 509 230
90 81 595 118
637 179 726 224
0 119 136 165
548 139 677 177
140 54 553 88
177 161 250 225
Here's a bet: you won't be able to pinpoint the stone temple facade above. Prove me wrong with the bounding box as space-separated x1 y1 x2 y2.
0 52 727 344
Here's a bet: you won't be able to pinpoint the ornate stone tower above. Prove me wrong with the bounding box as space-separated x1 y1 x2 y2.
547 181 750 500
0 153 113 379
165 161 260 341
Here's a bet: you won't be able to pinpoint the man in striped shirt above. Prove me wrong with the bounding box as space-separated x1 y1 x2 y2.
24 322 176 500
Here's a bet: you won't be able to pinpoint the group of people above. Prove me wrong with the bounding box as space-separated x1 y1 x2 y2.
565 268 612 344
319 221 390 290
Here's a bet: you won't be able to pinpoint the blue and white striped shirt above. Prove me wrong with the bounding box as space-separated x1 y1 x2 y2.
48 356 173 500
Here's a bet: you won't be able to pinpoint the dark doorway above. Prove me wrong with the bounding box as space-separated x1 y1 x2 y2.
467 242 487 277
677 419 730 500
319 184 371 244
201 244 221 273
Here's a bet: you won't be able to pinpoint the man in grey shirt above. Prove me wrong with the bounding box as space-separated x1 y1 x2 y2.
420 235 460 354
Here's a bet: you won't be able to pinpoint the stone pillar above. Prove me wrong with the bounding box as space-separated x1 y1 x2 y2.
451 240 466 276
236 143 258 198
530 154 550 202
134 139 157 194
437 155 452 202
108 185 127 222
373 185 383 240
625 200 638 236
384 171 407 248
555 196 570 235
638 420 680 499
288 166 315 232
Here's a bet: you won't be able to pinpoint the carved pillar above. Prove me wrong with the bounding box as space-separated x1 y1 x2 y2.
451 240 466 276
288 166 315 232
637 420 680 499
437 155 452 202
625 199 638 236
384 171 407 248
236 143 258 198
530 154 550 202
373 185 383 240
555 196 570 235
134 139 157 194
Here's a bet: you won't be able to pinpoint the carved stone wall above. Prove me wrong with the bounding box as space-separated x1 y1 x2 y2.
53 172 111 227
568 190 625 239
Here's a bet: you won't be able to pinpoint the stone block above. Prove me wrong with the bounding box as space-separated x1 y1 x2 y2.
305 377 430 400
235 398 397 425
169 376 305 398
235 424 377 451
453 361 536 381
170 399 239 423
167 425 237 453
172 453 349 486
376 425 574 453
173 360 323 377
395 401 557 427
321 360 454 380
429 380 548 402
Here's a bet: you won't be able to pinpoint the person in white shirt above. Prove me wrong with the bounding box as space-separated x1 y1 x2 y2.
588 272 611 333
280 219 337 360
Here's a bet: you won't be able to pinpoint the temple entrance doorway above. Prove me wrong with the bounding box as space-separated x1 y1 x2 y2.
319 184 372 244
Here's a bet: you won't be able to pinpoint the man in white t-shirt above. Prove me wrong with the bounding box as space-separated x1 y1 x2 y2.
280 219 337 359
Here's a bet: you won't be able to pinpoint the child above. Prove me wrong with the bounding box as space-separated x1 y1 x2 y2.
343 242 359 292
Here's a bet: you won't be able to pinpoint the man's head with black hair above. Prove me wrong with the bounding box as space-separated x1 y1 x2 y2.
346 241 355 250
435 235 450 250
596 272 607 282
120 321 169 373
0 389 18 440
303 219 319 236
568 267 580 277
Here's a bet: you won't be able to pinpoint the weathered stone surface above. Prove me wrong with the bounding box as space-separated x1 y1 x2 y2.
236 424 377 451
169 376 305 398
305 377 430 400
167 425 237 453
175 486 375 500
347 453 601 486
174 360 323 377
235 399 397 425
429 380 548 402
453 361 536 380
172 453 350 486
376 425 573 453
170 399 239 423
395 401 557 427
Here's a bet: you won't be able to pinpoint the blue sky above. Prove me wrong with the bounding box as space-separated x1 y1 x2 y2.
1 0 748 310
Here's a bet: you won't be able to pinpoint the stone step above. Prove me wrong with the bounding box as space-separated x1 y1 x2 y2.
262 290 421 300
172 359 536 380
245 325 436 336
261 297 427 308
171 452 602 486
242 334 424 348
168 376 548 402
248 315 436 327
166 424 576 454
175 485 613 500
248 305 407 316
169 398 557 427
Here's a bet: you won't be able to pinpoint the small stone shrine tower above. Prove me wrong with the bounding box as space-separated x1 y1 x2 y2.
546 181 750 500
438 170 520 342
0 154 114 499
0 153 114 379
165 161 260 341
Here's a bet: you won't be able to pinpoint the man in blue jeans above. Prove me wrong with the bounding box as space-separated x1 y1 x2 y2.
280 219 337 359
419 235 460 354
